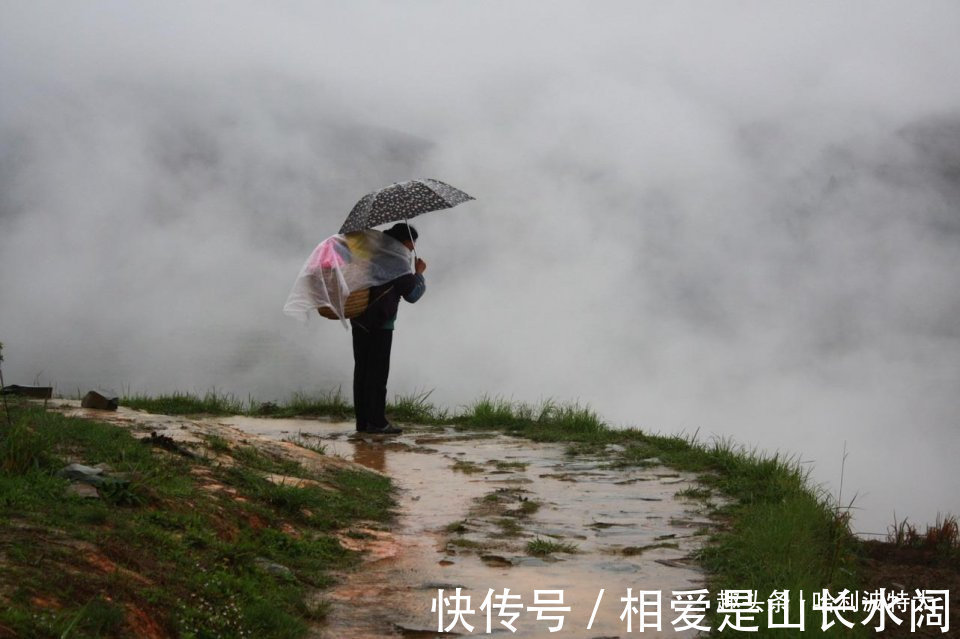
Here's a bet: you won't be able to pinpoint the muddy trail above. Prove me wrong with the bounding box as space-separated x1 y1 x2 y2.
221 417 715 638
53 402 716 638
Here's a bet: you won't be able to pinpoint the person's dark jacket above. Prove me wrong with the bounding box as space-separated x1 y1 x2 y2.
351 273 425 331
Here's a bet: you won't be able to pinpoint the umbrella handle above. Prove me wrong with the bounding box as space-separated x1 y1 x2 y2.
404 217 418 263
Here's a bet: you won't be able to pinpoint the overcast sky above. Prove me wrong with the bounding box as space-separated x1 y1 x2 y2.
2 1 958 534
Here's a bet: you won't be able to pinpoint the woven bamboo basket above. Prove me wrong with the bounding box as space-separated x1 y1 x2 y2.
317 289 370 320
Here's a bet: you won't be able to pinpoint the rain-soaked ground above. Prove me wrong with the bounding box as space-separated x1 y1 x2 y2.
51 402 717 638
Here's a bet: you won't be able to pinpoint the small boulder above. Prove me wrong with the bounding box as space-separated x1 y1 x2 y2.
57 463 106 486
254 557 294 579
81 391 118 411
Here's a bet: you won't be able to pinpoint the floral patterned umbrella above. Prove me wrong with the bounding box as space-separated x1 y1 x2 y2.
338 179 474 234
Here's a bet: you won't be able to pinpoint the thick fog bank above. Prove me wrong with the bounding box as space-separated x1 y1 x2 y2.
2 2 958 534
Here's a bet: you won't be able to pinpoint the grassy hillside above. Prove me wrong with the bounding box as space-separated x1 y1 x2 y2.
0 400 393 638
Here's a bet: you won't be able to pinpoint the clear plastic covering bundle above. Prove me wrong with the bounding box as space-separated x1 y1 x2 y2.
283 230 413 325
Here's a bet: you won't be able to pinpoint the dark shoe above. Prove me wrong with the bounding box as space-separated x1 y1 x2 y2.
366 423 403 435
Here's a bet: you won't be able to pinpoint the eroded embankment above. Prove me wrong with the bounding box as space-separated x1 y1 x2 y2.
4 399 387 638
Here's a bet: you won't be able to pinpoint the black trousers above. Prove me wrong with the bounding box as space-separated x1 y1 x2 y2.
351 324 393 430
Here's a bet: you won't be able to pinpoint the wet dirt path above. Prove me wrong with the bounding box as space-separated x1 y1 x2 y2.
47 402 714 638
218 417 716 638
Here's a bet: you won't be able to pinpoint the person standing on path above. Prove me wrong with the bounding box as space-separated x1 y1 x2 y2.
350 223 426 434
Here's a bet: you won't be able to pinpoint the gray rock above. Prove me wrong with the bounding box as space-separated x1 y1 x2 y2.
81 391 118 411
57 463 106 486
254 557 294 579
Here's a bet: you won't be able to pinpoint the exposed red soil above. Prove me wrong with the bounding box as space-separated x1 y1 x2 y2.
124 604 167 639
85 551 154 586
28 596 61 609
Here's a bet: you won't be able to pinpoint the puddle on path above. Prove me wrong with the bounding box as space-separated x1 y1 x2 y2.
219 417 715 638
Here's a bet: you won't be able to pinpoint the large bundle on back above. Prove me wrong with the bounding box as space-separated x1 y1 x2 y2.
283 230 413 325
318 288 369 320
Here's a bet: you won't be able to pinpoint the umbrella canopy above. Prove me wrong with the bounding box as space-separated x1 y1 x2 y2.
339 179 474 234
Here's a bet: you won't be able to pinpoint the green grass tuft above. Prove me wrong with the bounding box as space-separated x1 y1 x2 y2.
271 389 353 419
526 537 578 556
122 389 245 415
517 499 540 516
387 389 448 424
203 433 231 454
284 432 327 455
450 459 484 474
458 396 607 442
